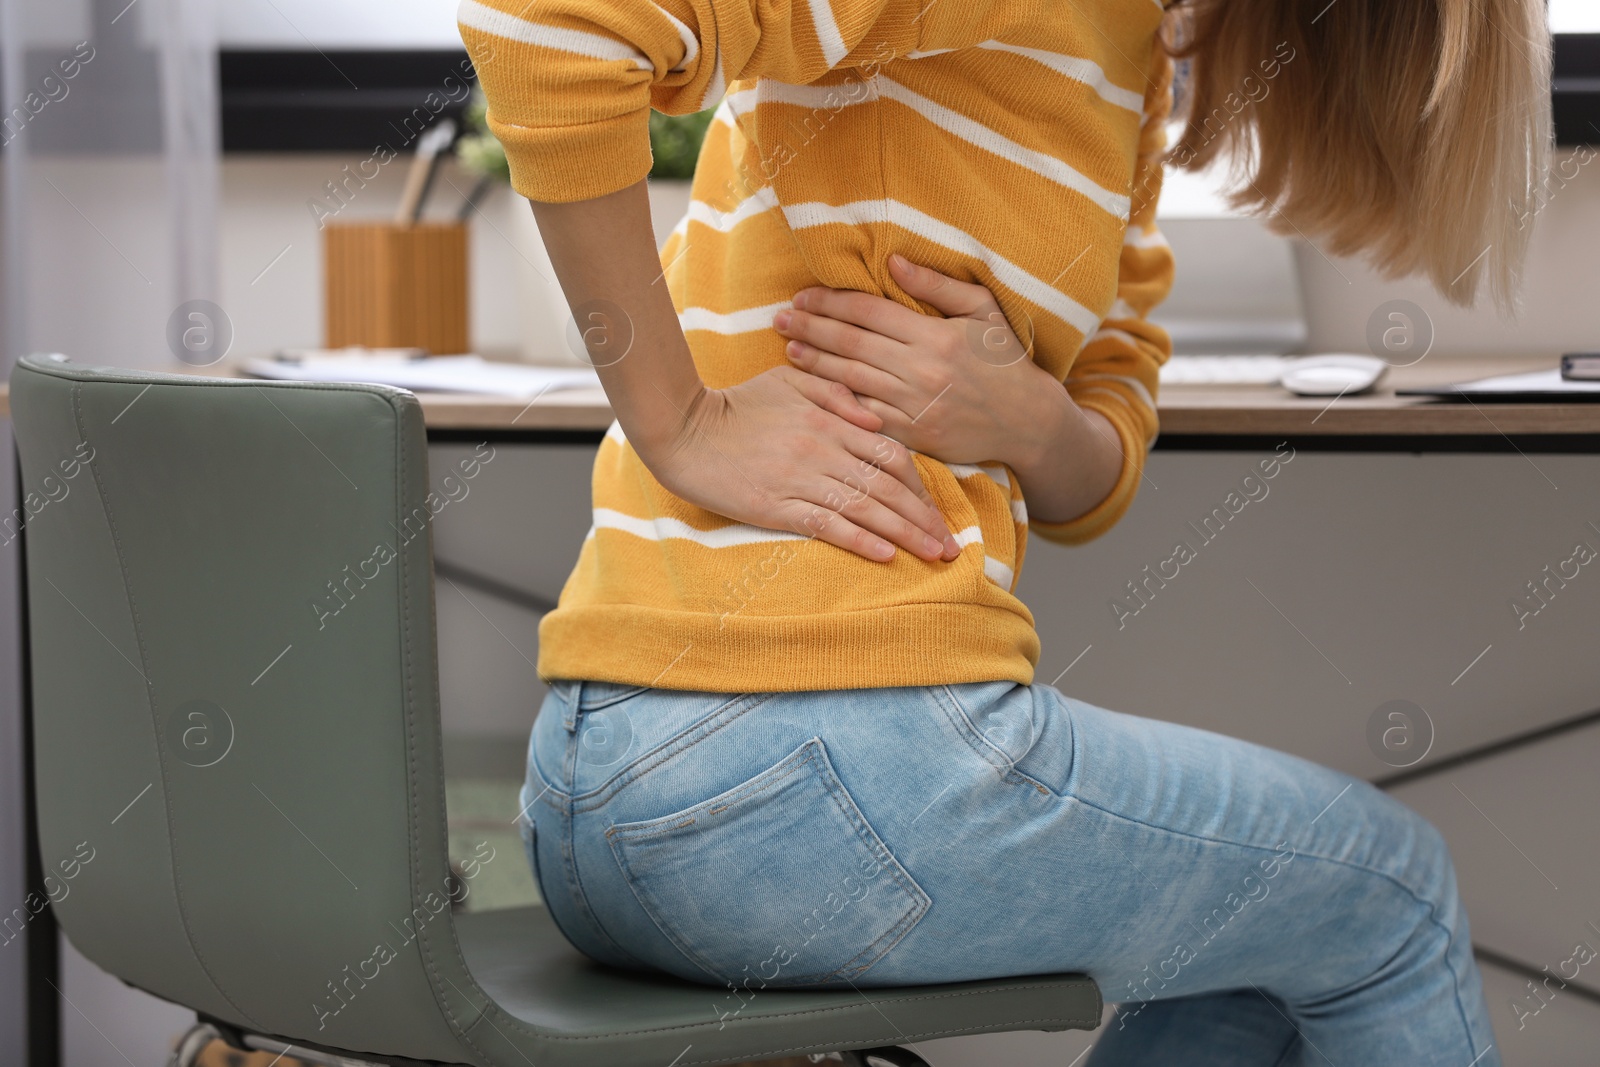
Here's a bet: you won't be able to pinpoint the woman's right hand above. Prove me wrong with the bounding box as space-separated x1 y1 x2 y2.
638 366 962 563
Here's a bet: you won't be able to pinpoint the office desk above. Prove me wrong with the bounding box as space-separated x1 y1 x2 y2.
2 354 1600 438
394 354 1600 438
8 353 1600 1063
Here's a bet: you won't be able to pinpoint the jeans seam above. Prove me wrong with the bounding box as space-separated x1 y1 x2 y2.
934 683 1057 795
526 759 570 807
557 718 648 969
604 739 931 986
570 693 773 812
603 748 815 844
800 738 931 981
1068 791 1430 901
1073 792 1479 1052
575 682 651 711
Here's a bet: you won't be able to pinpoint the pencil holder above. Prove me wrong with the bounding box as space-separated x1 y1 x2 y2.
324 222 470 355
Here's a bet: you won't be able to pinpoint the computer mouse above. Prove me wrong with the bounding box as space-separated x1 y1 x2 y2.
1279 354 1388 396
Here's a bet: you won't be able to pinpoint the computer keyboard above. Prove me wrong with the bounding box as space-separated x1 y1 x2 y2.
1159 355 1295 385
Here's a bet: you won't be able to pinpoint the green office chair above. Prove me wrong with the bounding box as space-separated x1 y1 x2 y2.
10 354 1101 1067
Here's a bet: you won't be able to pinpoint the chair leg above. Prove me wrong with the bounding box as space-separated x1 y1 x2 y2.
840 1047 935 1067
239 1033 390 1066
166 1022 221 1067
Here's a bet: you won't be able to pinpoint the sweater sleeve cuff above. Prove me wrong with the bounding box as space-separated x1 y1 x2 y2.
1027 400 1146 546
490 109 654 204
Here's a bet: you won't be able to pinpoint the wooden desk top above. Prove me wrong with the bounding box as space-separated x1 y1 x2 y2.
3 355 1597 438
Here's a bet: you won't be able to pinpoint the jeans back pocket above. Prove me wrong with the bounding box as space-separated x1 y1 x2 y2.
605 737 929 988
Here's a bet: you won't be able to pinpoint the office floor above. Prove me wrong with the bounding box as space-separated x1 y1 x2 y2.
442 774 540 913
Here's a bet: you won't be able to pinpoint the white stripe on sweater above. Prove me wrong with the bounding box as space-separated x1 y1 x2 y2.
876 78 1129 219
590 510 1017 586
1123 226 1170 249
947 463 1011 490
1068 372 1156 411
457 0 654 70
951 525 1014 587
650 2 697 70
1084 326 1144 350
684 185 781 233
905 40 1144 114
805 0 849 67
722 85 758 118
647 3 723 112
782 198 1102 335
703 52 726 107
679 299 792 335
974 41 1144 113
949 464 1026 523
588 511 1011 588
984 555 1015 588
951 526 987 550
747 77 877 114
724 78 1128 220
592 508 805 547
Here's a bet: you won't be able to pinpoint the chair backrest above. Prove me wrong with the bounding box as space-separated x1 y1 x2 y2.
10 355 489 1062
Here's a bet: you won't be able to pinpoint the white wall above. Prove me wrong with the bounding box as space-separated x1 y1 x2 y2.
221 155 578 364
208 148 1600 368
1294 150 1600 357
10 146 1595 370
220 0 463 48
217 156 701 365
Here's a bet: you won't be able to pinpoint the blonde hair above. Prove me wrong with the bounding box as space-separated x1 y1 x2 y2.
1162 0 1552 309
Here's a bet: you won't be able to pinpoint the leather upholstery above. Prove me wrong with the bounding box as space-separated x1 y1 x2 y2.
456 905 1102 1065
11 355 1100 1066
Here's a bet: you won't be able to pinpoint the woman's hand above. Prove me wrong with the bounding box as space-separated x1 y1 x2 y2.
773 254 1065 470
774 254 1128 526
640 365 963 563
527 181 957 565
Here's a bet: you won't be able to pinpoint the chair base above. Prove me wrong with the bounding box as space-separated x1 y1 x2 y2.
184 1018 417 1067
840 1048 935 1067
178 1018 938 1067
166 1022 219 1067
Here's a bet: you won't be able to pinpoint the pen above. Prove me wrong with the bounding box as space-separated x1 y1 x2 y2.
395 118 458 226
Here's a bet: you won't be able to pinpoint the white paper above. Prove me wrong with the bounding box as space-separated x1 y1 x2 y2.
243 355 601 397
1442 369 1600 393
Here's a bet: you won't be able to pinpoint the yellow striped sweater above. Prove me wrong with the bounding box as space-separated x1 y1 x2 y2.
458 0 1175 692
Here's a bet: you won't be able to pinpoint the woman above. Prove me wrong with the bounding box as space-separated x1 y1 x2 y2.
458 0 1549 1060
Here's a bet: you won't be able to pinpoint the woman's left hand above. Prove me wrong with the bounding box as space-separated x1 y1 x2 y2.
772 254 1067 469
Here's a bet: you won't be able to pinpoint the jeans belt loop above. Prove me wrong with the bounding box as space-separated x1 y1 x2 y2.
560 680 581 734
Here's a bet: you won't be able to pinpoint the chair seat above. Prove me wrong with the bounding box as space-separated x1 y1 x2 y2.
453 905 1102 1067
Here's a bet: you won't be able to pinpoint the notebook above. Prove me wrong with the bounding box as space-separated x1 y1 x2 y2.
243 353 602 398
1395 368 1600 402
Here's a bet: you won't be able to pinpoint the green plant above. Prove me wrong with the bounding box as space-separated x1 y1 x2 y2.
455 87 718 183
648 108 717 179
456 89 510 183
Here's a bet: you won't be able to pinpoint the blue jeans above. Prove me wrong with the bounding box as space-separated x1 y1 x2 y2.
520 679 1497 1066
